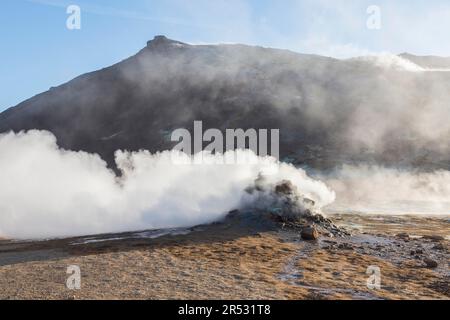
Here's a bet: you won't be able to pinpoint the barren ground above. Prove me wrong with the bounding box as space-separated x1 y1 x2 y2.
0 214 448 300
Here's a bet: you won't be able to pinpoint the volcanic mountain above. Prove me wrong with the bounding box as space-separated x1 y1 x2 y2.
1 36 449 170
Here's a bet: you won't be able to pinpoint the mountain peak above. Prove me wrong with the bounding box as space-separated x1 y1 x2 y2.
146 35 188 49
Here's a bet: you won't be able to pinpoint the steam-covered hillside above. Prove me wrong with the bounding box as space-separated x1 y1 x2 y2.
1 36 449 170
400 53 450 69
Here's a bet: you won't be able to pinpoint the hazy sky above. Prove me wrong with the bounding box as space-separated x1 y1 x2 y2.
1 0 450 110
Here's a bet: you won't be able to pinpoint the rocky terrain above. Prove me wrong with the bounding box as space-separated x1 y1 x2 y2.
0 211 448 300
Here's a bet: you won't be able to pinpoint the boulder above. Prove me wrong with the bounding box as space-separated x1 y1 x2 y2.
301 226 319 240
423 258 438 269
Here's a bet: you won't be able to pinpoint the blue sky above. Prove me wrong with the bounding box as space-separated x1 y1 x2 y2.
1 0 450 110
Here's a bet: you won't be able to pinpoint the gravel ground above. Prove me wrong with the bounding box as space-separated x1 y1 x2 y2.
0 214 448 300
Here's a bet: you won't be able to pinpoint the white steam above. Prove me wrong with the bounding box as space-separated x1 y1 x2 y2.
0 130 335 239
349 54 425 72
348 53 450 72
321 165 450 215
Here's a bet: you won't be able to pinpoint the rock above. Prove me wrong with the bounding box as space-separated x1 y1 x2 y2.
269 213 284 223
227 210 240 218
432 243 445 251
301 227 319 240
338 243 354 251
275 181 295 195
422 235 445 242
146 35 187 49
312 214 325 223
423 258 438 269
396 233 410 240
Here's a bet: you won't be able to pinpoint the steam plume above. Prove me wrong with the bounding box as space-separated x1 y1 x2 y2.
0 130 334 239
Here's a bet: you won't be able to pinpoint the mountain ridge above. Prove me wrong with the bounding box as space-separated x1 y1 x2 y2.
1 36 449 170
